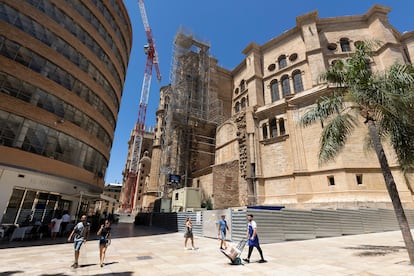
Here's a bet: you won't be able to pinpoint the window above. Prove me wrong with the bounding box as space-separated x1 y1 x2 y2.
281 75 290 97
175 193 179 200
340 38 351 52
289 53 298 62
241 97 246 109
331 60 339 66
234 88 239 95
354 40 364 49
278 55 287 69
269 118 277 138
327 176 335 186
356 174 363 185
292 70 304 93
270 80 279 102
240 80 246 91
262 124 268 139
267 63 276 71
279 118 285 135
235 102 240 113
327 43 337 51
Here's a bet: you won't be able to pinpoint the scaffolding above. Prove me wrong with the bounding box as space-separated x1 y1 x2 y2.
158 27 224 194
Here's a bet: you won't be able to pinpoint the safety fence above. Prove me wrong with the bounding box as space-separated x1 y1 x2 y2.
135 208 414 244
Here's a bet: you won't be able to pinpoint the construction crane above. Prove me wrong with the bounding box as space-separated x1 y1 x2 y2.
123 0 161 213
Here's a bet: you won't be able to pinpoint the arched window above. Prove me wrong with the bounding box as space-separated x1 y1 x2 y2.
240 79 246 91
269 118 277 138
235 102 240 113
164 96 170 110
279 118 285 135
281 75 290 97
270 80 279 102
292 70 304 93
262 124 268 139
278 55 287 69
340 38 351 52
241 97 246 109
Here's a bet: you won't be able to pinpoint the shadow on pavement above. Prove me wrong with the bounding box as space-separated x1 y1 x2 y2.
0 271 24 276
0 223 174 249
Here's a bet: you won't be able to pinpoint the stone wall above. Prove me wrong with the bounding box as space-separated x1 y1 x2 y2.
212 160 240 209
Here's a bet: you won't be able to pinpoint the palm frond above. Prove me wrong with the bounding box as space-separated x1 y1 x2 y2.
318 113 358 164
300 93 345 127
381 110 414 173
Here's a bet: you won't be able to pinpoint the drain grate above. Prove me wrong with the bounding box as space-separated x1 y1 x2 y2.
137 256 153 260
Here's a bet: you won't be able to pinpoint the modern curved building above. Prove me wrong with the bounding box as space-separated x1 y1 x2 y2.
0 0 132 224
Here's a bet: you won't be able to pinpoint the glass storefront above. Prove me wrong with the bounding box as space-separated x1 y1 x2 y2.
2 187 71 225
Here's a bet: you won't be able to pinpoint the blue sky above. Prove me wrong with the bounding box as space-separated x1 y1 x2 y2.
105 0 414 184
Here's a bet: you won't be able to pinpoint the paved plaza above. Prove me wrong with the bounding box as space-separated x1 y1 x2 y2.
0 223 414 275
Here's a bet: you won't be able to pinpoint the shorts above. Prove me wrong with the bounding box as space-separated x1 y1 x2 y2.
74 239 84 251
99 238 108 246
219 231 226 240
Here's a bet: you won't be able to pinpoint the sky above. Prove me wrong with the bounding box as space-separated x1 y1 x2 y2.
104 0 414 184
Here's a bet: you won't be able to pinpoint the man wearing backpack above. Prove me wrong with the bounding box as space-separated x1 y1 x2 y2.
67 215 90 268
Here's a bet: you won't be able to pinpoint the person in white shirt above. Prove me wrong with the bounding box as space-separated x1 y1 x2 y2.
50 214 63 240
61 211 71 236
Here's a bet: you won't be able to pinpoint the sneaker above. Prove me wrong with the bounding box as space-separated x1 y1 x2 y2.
191 247 195 250
258 259 267 263
184 247 188 250
243 258 250 263
71 263 78 268
100 263 104 267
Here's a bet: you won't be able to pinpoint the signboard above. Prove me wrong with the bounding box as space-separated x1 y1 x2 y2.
168 174 181 184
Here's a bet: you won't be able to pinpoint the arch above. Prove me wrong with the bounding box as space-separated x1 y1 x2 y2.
292 70 304 93
241 97 246 109
235 102 240 113
262 123 268 139
281 75 290 97
278 54 287 69
279 118 286 135
269 118 277 138
240 79 246 91
340 37 351 52
270 79 279 102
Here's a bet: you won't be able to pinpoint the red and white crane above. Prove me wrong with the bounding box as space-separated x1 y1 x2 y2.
123 0 161 212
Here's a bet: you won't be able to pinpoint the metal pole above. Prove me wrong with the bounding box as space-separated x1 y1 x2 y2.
75 191 83 223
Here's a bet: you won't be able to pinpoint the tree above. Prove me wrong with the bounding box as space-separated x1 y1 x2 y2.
300 41 414 264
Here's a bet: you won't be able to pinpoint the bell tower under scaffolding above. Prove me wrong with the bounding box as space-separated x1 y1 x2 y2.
157 27 225 196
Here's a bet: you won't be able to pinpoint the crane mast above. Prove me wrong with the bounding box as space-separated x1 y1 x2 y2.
123 0 161 213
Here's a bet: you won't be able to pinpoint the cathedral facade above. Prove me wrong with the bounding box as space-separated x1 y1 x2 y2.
149 5 414 210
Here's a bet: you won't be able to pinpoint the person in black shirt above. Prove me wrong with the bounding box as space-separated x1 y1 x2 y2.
97 219 111 267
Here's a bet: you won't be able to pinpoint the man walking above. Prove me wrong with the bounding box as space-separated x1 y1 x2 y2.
218 215 229 250
67 215 90 268
244 214 266 263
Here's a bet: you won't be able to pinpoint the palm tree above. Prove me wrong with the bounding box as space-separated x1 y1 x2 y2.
300 41 414 264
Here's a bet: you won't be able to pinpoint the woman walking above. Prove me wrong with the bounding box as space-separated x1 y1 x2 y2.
184 217 195 250
97 219 111 267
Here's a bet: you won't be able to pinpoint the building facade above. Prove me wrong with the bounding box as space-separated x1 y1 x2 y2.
213 5 414 209
149 5 414 211
0 0 131 224
120 129 154 213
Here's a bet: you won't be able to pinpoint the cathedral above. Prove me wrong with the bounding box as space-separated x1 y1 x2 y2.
135 5 414 211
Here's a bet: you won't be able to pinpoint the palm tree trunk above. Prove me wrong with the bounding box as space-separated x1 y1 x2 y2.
367 120 414 264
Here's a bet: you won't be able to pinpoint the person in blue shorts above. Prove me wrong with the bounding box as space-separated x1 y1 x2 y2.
218 215 229 250
67 215 90 268
97 219 111 267
243 214 266 263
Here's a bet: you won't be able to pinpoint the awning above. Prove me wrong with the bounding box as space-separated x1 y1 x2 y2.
81 191 118 203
